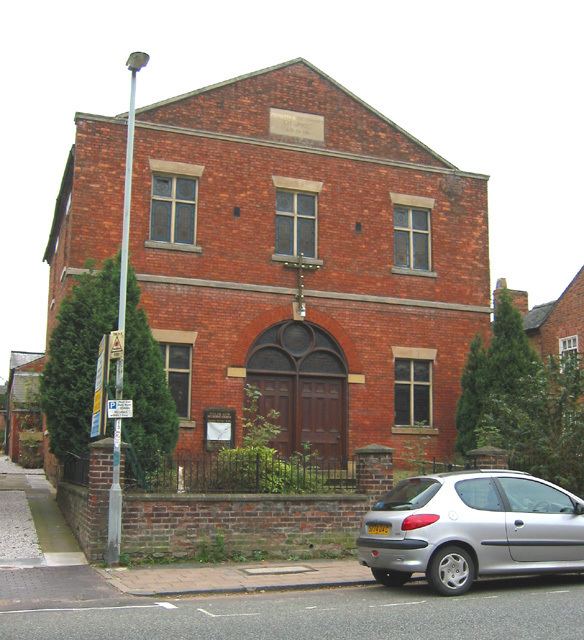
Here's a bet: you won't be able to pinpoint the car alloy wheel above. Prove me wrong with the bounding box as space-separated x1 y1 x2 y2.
371 569 412 587
428 545 475 596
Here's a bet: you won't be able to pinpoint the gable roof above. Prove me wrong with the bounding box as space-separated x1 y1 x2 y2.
10 351 45 371
523 264 584 332
10 372 42 406
121 58 458 171
523 301 555 331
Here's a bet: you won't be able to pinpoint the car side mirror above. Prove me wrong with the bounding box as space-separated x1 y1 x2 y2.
574 503 584 516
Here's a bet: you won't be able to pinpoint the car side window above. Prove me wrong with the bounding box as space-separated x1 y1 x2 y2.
498 477 575 514
455 478 504 511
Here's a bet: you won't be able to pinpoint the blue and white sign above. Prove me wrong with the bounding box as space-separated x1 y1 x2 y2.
107 399 133 419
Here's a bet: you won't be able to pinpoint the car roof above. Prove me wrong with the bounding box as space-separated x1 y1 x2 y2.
402 469 532 481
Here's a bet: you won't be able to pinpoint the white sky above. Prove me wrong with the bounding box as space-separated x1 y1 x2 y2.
1 0 583 382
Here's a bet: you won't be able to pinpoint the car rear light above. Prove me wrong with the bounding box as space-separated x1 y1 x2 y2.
401 514 440 531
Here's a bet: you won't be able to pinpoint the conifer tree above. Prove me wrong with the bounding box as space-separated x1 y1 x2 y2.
472 289 543 452
455 334 487 454
41 255 178 471
486 289 542 398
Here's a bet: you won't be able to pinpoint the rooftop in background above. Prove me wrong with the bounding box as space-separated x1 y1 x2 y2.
9 351 45 371
523 301 556 332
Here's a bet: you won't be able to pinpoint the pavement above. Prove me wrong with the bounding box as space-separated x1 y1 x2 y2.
97 558 376 597
1 455 378 599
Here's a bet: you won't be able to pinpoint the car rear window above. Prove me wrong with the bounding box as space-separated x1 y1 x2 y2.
455 478 503 511
372 478 441 511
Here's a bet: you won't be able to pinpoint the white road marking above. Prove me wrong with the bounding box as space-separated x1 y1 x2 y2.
0 603 177 615
197 607 260 618
544 590 570 594
450 595 499 601
369 600 427 608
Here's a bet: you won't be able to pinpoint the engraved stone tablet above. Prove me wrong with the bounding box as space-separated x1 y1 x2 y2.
270 108 324 142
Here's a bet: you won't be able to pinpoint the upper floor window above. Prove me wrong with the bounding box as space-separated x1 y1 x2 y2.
150 175 197 245
559 335 578 358
394 358 432 427
159 343 192 418
275 189 317 258
394 205 431 271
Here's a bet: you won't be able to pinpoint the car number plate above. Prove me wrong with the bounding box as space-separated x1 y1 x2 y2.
368 523 391 535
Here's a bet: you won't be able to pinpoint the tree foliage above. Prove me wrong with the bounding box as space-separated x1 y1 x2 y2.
456 288 584 493
455 335 487 454
41 255 178 471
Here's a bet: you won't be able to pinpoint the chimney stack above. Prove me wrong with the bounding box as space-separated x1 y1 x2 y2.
493 278 529 315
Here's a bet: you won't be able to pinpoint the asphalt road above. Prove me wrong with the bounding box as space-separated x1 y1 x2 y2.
2 574 584 640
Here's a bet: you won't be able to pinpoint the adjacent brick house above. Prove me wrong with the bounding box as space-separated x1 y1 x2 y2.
5 351 45 463
43 59 491 466
521 266 584 360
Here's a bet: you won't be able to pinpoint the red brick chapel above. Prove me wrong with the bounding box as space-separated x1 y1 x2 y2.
43 58 491 466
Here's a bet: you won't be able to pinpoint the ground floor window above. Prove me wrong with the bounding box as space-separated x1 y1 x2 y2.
159 343 192 418
394 358 432 426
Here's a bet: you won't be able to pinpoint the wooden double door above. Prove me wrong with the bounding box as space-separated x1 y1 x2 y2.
245 320 348 464
247 375 345 464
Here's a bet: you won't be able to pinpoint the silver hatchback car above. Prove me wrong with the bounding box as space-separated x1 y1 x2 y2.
357 469 584 596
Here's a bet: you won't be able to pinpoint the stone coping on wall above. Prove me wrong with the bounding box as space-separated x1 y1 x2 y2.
123 492 369 502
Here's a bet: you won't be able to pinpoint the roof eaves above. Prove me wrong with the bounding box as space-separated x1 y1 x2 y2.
523 301 556 331
120 57 459 171
298 59 458 171
117 58 306 119
43 147 75 263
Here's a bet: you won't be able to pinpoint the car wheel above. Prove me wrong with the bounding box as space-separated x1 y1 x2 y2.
427 546 475 596
371 568 412 587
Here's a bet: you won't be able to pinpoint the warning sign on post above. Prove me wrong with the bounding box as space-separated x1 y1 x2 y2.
109 331 125 360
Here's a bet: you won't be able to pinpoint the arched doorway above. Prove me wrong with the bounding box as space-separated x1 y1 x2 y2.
246 321 348 464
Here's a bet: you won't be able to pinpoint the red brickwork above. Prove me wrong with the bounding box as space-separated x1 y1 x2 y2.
355 445 394 496
466 447 509 470
45 60 490 467
533 267 584 359
58 440 389 561
57 438 126 562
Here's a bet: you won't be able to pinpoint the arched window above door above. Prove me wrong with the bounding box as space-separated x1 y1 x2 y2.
246 321 347 376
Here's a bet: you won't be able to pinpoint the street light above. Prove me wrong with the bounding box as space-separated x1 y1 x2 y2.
105 52 149 565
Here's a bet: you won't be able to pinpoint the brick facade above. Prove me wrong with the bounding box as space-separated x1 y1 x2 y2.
532 267 584 359
44 59 491 466
502 267 584 361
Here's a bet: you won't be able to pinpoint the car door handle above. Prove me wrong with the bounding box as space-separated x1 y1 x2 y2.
514 519 524 528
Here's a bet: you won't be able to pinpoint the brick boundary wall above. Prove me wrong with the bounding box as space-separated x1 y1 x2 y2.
57 440 394 562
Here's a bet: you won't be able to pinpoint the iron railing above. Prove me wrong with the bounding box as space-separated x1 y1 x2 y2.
126 451 357 495
63 453 89 486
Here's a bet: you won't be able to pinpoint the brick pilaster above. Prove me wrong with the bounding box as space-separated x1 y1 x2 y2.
466 446 509 470
86 438 126 561
355 444 394 497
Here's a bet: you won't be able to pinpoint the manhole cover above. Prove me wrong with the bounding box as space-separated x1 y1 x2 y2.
242 566 315 576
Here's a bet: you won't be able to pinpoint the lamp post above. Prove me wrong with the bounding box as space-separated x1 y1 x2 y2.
105 51 149 566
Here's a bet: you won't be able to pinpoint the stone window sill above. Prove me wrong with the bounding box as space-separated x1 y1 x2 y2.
145 240 203 254
392 427 439 436
391 267 437 278
271 254 324 267
179 420 196 430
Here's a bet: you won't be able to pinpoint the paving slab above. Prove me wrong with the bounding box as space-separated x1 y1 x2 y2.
97 559 377 596
0 565 128 610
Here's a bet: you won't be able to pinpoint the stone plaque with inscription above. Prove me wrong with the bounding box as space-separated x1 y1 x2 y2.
270 108 324 142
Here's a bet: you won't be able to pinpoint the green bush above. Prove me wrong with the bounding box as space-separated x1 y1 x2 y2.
19 432 43 468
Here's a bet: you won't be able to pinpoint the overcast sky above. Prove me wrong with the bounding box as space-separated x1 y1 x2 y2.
1 0 582 382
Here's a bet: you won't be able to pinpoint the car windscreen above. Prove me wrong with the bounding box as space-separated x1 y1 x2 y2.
371 478 441 511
